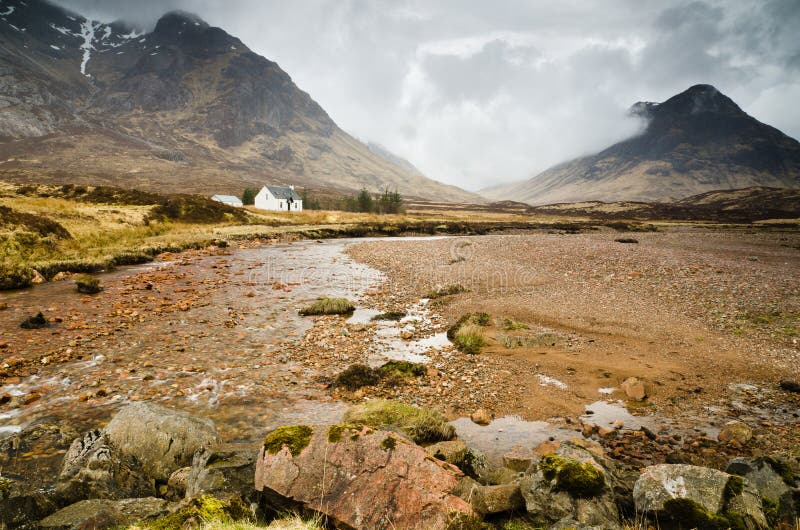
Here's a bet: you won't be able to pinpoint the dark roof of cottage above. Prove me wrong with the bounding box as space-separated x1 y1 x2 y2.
266 186 302 200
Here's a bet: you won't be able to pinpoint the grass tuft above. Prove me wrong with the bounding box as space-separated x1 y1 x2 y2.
371 310 406 321
425 284 468 299
453 324 486 355
299 297 355 316
342 399 455 444
73 273 102 294
0 263 34 290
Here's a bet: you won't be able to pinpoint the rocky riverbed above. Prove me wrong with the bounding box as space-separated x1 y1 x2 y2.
1 228 799 527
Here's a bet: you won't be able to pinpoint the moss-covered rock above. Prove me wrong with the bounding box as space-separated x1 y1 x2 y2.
263 426 314 457
378 360 426 379
538 455 606 497
334 363 379 390
342 399 455 444
371 311 406 321
20 311 47 329
138 495 250 529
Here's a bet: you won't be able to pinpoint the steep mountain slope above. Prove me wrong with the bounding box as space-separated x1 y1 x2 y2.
0 0 478 202
485 85 800 205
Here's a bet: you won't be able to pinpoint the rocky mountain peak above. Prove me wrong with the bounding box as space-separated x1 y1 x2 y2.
153 11 210 35
658 84 743 116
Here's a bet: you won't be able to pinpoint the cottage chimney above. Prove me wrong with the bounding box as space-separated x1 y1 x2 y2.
289 185 294 190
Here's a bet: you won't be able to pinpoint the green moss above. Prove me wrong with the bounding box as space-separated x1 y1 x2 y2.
263 425 313 457
662 498 742 530
371 311 406 321
141 495 251 529
378 361 426 378
763 456 796 486
299 297 355 316
761 497 779 528
327 424 347 443
538 455 606 497
381 436 397 451
724 475 744 500
0 477 11 498
342 399 455 444
335 364 379 390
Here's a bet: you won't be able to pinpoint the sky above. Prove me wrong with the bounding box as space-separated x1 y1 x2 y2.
54 0 800 191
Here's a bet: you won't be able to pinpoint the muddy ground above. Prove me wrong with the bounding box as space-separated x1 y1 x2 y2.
1 227 798 486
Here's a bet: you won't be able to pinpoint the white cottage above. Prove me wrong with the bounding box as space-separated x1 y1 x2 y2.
254 185 303 212
211 194 243 207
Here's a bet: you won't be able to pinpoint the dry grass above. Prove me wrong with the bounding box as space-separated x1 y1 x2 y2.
453 324 487 355
299 297 355 316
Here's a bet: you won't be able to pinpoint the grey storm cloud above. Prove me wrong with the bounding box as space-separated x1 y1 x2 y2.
53 0 800 190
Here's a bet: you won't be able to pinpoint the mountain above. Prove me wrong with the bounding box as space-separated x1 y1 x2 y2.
484 84 800 205
0 0 479 202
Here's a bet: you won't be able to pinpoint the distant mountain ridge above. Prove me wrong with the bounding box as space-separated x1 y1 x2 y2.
0 0 479 202
484 84 800 205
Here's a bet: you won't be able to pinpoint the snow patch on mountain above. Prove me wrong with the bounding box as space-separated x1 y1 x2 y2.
79 19 97 76
0 6 15 16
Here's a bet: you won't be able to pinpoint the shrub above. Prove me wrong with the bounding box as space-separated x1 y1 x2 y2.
377 361 426 379
425 284 468 299
299 297 355 316
342 399 455 444
0 264 35 290
148 195 249 224
20 312 47 329
335 364 380 390
453 324 486 355
73 273 102 294
371 310 406 321
614 237 638 244
447 312 491 340
501 318 528 330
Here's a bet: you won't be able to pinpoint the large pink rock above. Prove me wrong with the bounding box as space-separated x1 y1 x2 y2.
254 425 476 530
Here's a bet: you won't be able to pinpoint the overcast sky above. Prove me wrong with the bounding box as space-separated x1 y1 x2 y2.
54 0 800 190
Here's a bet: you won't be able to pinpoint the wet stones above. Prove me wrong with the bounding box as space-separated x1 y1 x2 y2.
38 497 168 530
717 420 753 445
186 443 258 501
0 475 58 529
620 377 648 401
103 402 219 483
470 408 492 426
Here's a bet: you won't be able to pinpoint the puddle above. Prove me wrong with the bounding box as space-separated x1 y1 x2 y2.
580 400 653 430
451 415 579 466
347 308 382 324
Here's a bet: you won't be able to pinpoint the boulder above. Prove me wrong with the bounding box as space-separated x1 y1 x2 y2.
520 440 620 529
254 424 475 529
727 457 799 524
186 443 258 501
717 420 753 445
56 429 154 505
104 402 219 482
634 464 730 514
457 481 524 515
470 409 492 426
503 446 536 473
0 475 58 529
634 464 769 529
426 440 493 483
38 497 168 529
620 377 647 401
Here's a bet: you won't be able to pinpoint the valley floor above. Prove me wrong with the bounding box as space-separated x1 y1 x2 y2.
0 227 798 489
